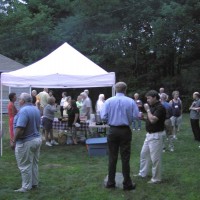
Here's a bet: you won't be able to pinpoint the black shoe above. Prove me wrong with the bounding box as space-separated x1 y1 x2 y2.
105 183 116 189
123 183 136 191
32 185 38 189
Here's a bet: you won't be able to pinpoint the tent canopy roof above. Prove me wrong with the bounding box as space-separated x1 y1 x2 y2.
1 43 115 88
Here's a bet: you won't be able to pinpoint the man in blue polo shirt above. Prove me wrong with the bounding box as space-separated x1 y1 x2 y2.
12 93 42 192
101 82 139 190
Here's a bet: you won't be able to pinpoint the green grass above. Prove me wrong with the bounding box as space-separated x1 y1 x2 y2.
1 114 200 200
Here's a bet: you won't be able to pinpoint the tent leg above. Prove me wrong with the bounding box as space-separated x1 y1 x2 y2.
112 85 115 96
1 82 3 157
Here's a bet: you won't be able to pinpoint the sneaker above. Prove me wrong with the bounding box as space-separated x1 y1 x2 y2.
132 129 136 131
173 135 178 140
147 180 161 184
137 128 141 131
32 185 38 189
14 188 27 193
51 140 59 145
169 148 174 152
45 141 52 147
133 174 146 178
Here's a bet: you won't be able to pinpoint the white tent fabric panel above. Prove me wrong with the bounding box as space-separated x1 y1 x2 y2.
1 43 115 88
1 73 115 88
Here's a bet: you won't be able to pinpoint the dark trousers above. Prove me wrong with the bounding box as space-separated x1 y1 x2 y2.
190 119 200 141
107 126 133 187
60 106 64 117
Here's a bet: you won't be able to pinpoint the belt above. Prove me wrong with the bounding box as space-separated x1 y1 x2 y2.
109 125 129 128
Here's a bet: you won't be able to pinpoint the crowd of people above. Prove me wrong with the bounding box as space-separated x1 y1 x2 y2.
8 88 105 147
7 88 107 192
6 84 200 192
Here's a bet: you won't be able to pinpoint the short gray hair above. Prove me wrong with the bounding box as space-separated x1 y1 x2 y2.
32 90 37 95
84 89 89 95
19 93 32 103
47 96 55 105
193 92 200 98
172 90 179 97
134 93 139 97
160 93 168 100
80 92 87 98
115 82 127 93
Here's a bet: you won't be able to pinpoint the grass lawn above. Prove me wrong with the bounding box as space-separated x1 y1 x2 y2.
0 114 200 200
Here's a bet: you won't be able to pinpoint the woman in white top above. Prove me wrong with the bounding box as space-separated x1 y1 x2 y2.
96 94 105 114
96 94 105 135
63 96 72 117
60 92 67 117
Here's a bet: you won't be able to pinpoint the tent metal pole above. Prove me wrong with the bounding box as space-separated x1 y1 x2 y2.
112 85 115 97
0 80 3 157
112 74 116 97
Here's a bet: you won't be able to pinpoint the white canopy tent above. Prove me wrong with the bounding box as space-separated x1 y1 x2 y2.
0 42 116 156
1 42 115 88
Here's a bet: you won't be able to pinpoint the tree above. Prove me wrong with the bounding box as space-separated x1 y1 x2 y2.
1 0 200 108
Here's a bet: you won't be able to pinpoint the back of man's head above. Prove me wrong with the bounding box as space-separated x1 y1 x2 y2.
47 96 55 105
115 82 127 93
20 93 32 103
44 88 48 93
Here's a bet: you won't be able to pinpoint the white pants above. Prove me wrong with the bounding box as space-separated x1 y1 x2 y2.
15 137 42 190
139 131 164 182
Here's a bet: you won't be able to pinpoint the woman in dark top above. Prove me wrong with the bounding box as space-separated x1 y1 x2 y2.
31 90 37 105
67 100 80 144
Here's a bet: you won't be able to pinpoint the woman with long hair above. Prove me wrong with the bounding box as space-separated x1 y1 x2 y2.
7 92 18 146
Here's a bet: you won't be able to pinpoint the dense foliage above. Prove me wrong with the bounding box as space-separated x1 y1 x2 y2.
0 0 200 108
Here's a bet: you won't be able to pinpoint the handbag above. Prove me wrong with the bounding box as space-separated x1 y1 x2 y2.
57 132 67 145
